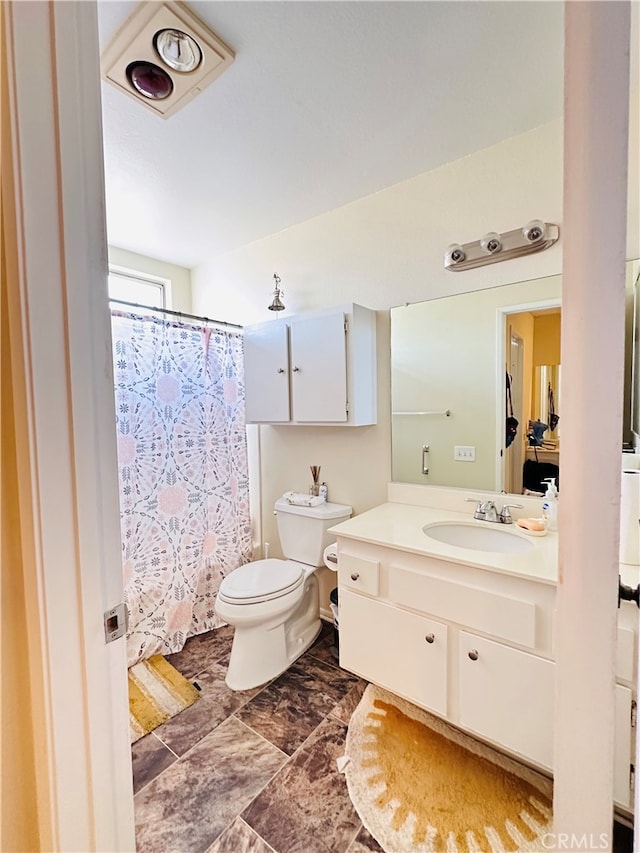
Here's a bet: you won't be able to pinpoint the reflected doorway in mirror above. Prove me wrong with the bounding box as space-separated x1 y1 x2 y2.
500 301 561 495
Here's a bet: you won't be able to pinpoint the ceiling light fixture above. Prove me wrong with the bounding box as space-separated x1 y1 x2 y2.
102 2 235 119
444 221 559 271
268 274 285 311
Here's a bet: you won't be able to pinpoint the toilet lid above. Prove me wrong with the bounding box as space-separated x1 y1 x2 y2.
218 559 304 604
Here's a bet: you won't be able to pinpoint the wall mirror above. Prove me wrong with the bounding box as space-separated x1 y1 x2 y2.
391 260 640 496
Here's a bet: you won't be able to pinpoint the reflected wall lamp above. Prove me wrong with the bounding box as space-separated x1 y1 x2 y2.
444 220 559 271
268 273 285 311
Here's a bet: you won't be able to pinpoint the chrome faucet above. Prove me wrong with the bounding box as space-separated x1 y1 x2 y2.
480 500 499 522
465 498 524 523
498 503 524 524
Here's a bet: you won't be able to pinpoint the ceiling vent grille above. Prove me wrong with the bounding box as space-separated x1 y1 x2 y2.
101 1 235 119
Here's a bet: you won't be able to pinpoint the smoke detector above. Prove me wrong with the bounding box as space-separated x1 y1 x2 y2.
101 1 235 119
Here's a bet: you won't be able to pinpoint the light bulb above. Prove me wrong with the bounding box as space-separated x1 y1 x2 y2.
445 244 466 265
522 220 546 243
126 61 173 100
480 232 502 254
154 29 202 73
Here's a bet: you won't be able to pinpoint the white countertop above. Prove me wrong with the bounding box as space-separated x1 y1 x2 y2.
329 502 560 585
330 502 640 591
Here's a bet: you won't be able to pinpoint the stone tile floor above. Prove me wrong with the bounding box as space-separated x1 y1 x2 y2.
132 621 383 853
132 621 634 853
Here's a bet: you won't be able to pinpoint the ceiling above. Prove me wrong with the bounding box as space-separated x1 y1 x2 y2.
97 1 564 269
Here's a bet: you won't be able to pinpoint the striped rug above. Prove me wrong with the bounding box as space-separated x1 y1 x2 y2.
128 655 200 743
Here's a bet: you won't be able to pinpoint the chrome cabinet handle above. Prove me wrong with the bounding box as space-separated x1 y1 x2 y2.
292 366 301 372
425 633 435 644
277 368 285 374
468 649 479 661
350 572 360 581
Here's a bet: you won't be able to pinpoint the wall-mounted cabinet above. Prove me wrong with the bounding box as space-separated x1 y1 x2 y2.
244 304 377 426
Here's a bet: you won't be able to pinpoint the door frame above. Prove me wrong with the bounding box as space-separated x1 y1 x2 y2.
507 330 524 495
554 1 631 841
4 2 134 849
3 0 632 850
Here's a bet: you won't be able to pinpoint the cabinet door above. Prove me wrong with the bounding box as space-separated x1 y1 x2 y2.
340 589 448 716
458 632 554 769
244 323 290 423
290 313 347 422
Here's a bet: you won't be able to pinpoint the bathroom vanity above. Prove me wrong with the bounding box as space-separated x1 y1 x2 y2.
329 488 637 813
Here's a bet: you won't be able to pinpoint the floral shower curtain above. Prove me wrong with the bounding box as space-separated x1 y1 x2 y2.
111 312 253 666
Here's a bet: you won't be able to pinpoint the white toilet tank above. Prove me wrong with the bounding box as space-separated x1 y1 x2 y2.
274 497 352 566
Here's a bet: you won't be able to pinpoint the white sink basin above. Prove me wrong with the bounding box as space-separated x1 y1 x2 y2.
422 522 534 553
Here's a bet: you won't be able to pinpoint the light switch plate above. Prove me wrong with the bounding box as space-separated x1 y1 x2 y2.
454 445 475 461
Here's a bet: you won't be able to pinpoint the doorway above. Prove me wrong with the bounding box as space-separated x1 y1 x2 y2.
499 301 561 496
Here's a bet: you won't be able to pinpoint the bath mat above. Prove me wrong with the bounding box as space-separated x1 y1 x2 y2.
345 684 553 853
128 655 200 743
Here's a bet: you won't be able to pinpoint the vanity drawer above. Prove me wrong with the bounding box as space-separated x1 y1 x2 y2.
338 553 380 596
388 564 536 648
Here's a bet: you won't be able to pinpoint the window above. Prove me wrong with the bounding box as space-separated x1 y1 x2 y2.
108 268 167 309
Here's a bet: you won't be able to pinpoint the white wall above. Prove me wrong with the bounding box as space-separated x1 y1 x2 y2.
191 118 639 606
108 246 192 312
193 121 565 324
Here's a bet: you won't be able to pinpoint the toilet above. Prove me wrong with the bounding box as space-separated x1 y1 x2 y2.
215 496 352 690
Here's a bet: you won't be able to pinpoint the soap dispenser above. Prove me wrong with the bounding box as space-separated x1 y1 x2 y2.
542 478 558 532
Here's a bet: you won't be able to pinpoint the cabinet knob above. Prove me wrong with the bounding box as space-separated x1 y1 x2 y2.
292 366 301 372
350 573 360 581
277 368 285 374
425 633 435 644
468 649 479 661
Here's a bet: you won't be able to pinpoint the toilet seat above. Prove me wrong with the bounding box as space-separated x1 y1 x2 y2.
218 559 304 605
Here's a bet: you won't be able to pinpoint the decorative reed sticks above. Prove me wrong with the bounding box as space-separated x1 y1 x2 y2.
310 466 321 497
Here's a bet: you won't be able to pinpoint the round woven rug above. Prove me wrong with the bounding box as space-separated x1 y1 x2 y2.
344 684 553 853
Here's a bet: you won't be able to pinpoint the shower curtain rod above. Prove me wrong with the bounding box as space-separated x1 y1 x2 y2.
110 298 242 330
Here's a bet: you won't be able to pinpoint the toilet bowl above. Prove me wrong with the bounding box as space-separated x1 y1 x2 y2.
215 497 351 690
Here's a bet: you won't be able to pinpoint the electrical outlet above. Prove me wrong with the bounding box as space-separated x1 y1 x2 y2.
454 445 475 461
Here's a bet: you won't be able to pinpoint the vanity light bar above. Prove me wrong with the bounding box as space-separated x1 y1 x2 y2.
444 221 559 272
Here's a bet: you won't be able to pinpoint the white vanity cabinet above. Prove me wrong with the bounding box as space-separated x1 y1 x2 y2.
336 538 637 811
340 589 449 716
243 303 376 425
457 632 555 769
